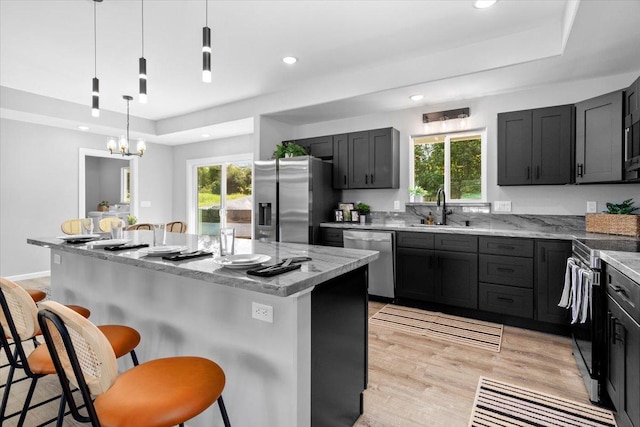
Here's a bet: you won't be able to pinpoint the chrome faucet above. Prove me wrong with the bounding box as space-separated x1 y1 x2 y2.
435 188 452 225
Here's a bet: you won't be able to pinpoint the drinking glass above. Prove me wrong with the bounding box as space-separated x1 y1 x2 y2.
153 223 166 246
110 220 124 239
220 227 235 256
81 218 94 235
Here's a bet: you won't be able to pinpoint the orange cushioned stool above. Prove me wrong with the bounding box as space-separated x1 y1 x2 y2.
39 300 231 427
0 278 140 426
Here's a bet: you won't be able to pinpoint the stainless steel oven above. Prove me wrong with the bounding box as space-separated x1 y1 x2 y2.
570 238 640 404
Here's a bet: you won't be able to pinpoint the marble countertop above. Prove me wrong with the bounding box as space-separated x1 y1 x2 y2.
599 251 640 284
28 232 379 297
321 221 638 241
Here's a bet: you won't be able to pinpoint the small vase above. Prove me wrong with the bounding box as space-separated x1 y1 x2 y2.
410 195 423 203
360 215 366 225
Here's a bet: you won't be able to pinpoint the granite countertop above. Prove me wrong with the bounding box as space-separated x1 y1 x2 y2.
599 251 640 284
27 232 379 297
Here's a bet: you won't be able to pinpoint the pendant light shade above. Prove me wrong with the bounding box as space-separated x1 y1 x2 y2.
91 0 102 117
202 0 211 83
139 0 147 103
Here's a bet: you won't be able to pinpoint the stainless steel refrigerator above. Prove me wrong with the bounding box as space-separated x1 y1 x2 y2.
254 156 340 244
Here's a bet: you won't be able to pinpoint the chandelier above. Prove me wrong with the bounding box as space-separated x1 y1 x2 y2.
107 95 146 157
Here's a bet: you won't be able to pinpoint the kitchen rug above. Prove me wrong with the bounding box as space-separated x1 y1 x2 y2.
369 304 503 352
469 377 617 427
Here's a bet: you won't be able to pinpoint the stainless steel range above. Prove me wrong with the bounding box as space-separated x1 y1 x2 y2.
570 238 640 404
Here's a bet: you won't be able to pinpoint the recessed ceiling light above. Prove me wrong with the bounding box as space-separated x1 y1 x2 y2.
78 125 89 131
282 56 298 65
474 0 498 9
410 94 424 101
201 133 211 138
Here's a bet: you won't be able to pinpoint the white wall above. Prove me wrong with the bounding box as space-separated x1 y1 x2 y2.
171 134 254 223
285 72 640 215
0 118 173 277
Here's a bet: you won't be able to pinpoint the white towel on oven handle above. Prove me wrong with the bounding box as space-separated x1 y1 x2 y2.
558 257 576 308
571 266 583 324
579 269 592 323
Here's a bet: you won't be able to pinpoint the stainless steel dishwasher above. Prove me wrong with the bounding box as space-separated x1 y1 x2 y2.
343 230 395 298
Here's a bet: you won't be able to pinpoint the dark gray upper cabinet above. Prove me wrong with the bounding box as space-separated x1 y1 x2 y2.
498 105 574 185
625 75 640 181
348 128 399 189
332 133 349 189
294 136 333 159
625 75 639 123
575 91 624 183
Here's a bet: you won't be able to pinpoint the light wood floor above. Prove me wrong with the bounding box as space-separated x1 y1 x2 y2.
3 279 590 426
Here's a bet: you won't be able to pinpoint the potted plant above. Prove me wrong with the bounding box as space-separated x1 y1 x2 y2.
409 186 427 203
97 200 109 212
586 198 640 237
127 215 138 226
272 141 308 159
356 202 371 224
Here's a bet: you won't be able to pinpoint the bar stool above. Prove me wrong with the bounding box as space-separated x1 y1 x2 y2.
0 278 140 426
166 221 188 233
125 223 154 231
38 300 231 427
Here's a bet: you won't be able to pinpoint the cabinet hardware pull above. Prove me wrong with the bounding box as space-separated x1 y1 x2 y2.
612 317 625 345
536 165 540 180
344 175 347 185
577 163 584 178
497 267 515 273
527 166 530 180
365 174 368 184
497 297 514 303
541 247 546 262
371 174 374 184
612 285 625 294
497 245 514 250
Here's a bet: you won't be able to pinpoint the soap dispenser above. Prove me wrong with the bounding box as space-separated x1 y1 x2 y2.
426 211 434 225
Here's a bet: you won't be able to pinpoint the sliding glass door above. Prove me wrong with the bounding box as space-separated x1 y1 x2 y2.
188 155 253 238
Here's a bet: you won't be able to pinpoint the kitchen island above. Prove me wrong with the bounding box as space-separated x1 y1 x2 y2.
28 232 378 427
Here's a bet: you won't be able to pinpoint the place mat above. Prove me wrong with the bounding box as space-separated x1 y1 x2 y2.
64 238 96 244
103 243 149 251
162 251 212 261
469 377 617 427
369 304 503 352
247 263 301 277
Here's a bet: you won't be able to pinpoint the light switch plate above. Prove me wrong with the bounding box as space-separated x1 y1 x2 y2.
140 201 152 208
494 201 512 212
587 201 597 213
394 201 400 210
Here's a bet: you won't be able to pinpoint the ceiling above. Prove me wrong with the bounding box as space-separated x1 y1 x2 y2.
1 0 640 144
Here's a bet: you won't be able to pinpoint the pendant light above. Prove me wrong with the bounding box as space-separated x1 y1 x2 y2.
91 0 102 117
202 0 211 83
139 0 147 103
107 95 146 157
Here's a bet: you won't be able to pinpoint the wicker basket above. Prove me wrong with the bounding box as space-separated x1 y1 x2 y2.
585 213 640 238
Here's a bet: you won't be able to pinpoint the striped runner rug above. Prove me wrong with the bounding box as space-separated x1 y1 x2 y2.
469 377 617 427
369 304 503 352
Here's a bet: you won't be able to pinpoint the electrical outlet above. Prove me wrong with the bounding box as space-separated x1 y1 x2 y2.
394 200 400 210
252 302 273 323
587 201 597 213
53 254 61 264
494 201 512 212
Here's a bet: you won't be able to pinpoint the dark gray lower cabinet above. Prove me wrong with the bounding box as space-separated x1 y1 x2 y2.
433 251 478 309
606 296 639 427
396 247 434 301
535 240 571 324
479 283 533 318
320 228 343 247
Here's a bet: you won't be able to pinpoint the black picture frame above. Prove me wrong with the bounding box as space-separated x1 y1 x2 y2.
338 202 355 221
350 210 360 223
334 209 344 222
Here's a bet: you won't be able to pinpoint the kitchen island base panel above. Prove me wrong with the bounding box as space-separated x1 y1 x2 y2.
49 249 368 427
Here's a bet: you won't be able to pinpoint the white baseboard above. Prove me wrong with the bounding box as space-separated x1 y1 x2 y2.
5 270 51 282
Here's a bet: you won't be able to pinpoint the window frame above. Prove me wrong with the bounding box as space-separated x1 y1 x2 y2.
410 128 487 203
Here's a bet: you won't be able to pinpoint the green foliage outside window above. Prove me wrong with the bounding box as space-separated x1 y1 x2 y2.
414 136 481 201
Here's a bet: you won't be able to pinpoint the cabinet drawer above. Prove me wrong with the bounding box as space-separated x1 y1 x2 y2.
479 283 533 318
479 237 533 257
434 234 478 253
479 255 533 288
396 232 434 249
606 265 640 324
320 228 344 247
